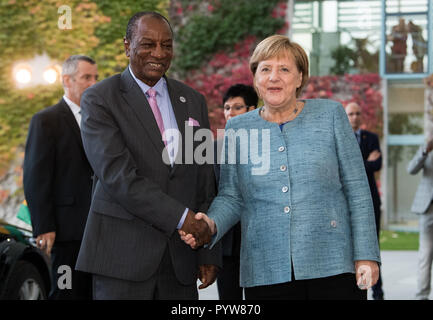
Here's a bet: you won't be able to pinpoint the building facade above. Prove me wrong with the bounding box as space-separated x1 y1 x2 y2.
292 0 432 230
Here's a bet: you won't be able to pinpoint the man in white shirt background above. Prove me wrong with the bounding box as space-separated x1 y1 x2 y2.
23 55 98 299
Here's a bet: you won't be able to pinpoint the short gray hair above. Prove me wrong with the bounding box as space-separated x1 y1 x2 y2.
62 55 96 77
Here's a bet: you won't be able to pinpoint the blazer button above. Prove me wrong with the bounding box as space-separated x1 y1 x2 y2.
330 220 337 228
284 206 291 213
278 146 285 152
282 186 288 193
280 165 287 171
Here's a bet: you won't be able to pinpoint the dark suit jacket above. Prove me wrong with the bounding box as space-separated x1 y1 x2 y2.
23 98 93 242
76 68 221 285
358 130 382 228
214 140 241 258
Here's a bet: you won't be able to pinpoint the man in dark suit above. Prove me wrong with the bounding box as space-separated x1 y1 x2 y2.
346 102 384 300
23 55 98 299
214 84 257 300
75 11 221 300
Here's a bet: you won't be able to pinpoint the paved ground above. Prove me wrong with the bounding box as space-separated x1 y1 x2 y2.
198 250 427 300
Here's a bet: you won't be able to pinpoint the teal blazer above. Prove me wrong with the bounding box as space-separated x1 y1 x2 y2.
208 99 381 288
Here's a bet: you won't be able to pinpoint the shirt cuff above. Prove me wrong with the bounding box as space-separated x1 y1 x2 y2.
177 208 189 229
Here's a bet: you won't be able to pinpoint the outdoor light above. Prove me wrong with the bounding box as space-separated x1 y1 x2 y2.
12 54 60 88
43 66 60 84
14 65 32 84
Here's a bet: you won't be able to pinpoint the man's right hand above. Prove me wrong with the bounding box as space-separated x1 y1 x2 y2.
179 212 216 249
36 231 56 257
367 150 381 162
179 210 212 248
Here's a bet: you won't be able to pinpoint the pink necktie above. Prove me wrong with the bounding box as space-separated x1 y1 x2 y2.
146 88 166 144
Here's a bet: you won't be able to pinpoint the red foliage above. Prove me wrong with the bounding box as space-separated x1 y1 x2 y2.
183 36 257 134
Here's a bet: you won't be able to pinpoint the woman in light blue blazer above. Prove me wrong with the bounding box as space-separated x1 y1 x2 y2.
180 35 381 300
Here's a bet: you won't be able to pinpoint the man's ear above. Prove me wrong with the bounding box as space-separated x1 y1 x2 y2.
124 37 130 57
62 74 70 89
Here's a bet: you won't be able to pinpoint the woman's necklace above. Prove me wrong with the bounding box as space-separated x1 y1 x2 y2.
261 101 302 124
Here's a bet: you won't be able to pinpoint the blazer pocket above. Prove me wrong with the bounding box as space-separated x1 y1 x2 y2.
55 196 74 206
92 198 134 221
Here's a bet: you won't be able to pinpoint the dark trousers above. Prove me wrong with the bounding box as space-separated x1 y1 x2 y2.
49 241 92 300
92 247 197 300
217 256 243 300
244 273 367 300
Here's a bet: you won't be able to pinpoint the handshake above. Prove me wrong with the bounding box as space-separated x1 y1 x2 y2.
179 210 216 249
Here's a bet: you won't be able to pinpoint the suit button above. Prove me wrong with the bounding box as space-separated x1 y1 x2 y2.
282 186 288 193
278 146 285 152
331 220 337 228
280 165 287 171
284 206 291 213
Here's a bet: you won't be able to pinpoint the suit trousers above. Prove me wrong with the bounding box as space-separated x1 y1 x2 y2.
92 247 198 300
49 241 92 300
217 256 243 300
244 273 367 300
416 205 433 300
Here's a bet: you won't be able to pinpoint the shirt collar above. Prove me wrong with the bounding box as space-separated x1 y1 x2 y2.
63 95 81 115
128 65 165 96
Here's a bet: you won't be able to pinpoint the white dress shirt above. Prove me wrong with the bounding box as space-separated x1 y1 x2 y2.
63 95 81 128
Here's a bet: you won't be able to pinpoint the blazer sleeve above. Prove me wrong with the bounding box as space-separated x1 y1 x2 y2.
207 120 243 248
80 88 186 237
333 104 381 263
23 113 56 237
364 133 382 173
407 145 428 175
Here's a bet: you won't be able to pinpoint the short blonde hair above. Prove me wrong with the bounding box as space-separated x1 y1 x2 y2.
249 35 309 98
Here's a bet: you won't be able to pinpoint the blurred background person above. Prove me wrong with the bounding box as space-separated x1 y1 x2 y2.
215 84 258 300
181 35 381 300
345 102 384 300
387 18 408 73
407 137 433 300
23 55 98 300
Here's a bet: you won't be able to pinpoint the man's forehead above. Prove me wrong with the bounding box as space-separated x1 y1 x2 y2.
76 61 97 73
346 104 361 113
135 16 172 38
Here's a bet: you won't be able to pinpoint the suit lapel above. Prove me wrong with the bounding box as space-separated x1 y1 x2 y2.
166 77 189 175
120 68 166 157
359 130 368 159
166 77 187 143
59 99 84 150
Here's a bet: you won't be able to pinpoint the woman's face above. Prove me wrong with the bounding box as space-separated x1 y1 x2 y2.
254 52 302 110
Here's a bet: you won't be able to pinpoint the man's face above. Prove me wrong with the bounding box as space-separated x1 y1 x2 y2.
124 16 173 87
345 103 362 131
64 61 98 106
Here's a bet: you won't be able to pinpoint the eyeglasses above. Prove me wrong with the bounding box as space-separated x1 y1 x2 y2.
223 105 247 112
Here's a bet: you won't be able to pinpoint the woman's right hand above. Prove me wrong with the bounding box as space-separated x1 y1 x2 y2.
178 212 216 249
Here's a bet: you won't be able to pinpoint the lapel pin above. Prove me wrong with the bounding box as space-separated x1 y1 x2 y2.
179 96 186 103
